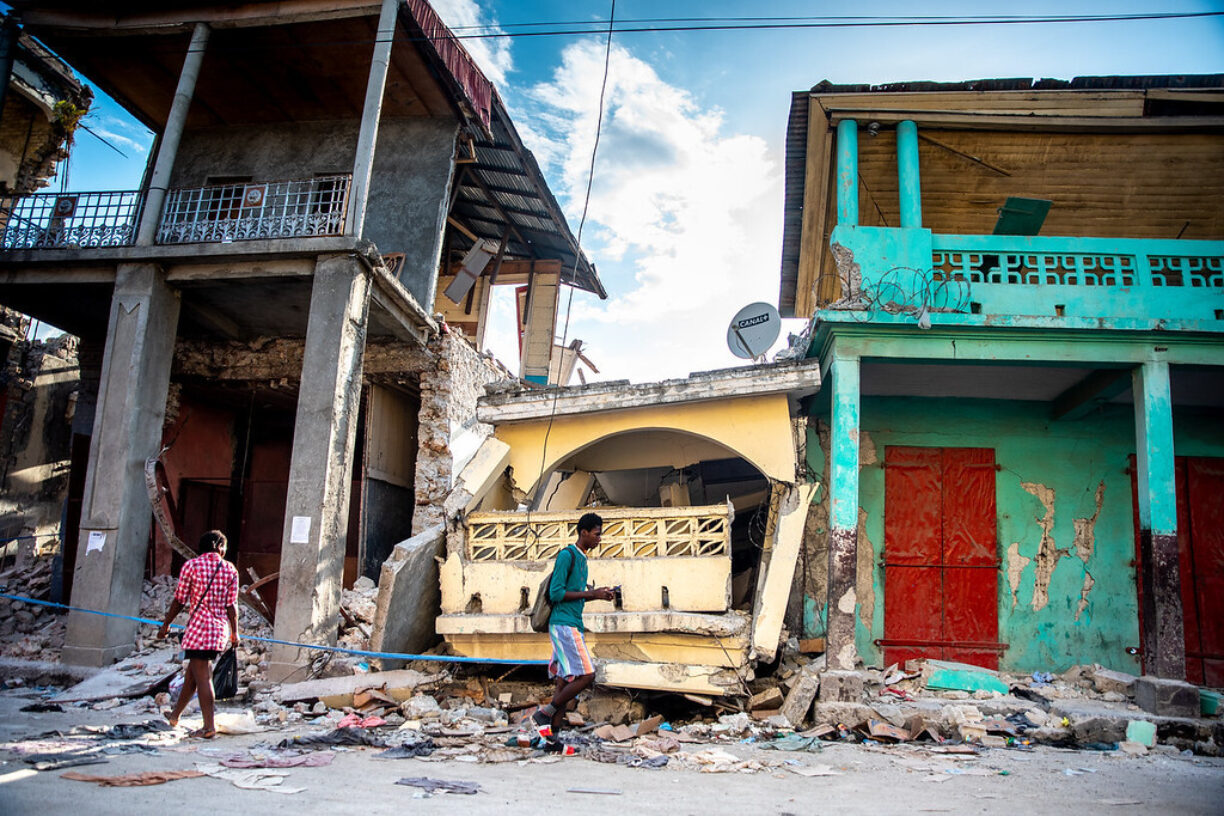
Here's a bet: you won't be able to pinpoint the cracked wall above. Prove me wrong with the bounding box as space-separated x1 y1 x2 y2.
808 396 1224 674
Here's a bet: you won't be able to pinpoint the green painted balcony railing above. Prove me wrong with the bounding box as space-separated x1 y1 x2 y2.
826 225 1224 325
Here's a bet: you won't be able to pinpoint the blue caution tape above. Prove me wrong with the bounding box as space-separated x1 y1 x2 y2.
0 590 547 667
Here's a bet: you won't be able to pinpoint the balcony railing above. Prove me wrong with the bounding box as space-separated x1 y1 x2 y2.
932 234 1224 289
0 191 142 249
157 175 351 244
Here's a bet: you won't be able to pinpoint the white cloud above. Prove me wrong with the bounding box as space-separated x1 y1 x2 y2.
508 40 791 383
428 0 513 87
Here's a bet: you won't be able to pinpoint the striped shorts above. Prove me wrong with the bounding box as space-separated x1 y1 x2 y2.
548 624 594 680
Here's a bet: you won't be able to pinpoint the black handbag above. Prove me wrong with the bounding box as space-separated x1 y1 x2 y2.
212 646 239 700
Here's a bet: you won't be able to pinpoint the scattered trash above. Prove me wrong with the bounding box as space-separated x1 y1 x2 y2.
61 769 206 787
395 777 481 795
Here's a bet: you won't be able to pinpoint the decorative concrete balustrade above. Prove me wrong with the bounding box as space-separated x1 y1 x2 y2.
465 505 732 562
828 223 1224 324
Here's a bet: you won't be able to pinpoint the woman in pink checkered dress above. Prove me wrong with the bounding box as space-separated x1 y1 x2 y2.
157 530 240 738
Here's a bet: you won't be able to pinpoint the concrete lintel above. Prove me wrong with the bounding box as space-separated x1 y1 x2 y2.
367 260 437 345
811 317 1224 368
0 266 116 285
437 610 750 638
751 482 817 661
0 236 365 270
598 660 746 696
478 358 823 424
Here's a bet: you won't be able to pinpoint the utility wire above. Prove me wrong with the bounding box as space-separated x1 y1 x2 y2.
530 0 616 516
149 11 1223 55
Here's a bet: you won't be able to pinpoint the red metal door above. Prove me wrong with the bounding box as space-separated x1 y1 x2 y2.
1130 456 1224 684
883 446 1000 669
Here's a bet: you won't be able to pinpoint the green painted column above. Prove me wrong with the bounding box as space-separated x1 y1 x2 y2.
836 119 859 226
1131 359 1185 679
826 353 860 670
897 120 922 228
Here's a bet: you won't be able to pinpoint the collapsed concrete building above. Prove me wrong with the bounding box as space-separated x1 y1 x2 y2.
0 0 603 679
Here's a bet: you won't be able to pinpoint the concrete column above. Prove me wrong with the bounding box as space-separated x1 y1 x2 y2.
62 264 181 666
836 119 859 226
1132 359 1185 679
345 0 398 238
136 22 209 246
268 255 371 680
826 353 860 670
896 120 922 228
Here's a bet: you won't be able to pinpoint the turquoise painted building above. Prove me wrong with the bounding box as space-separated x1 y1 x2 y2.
779 77 1224 683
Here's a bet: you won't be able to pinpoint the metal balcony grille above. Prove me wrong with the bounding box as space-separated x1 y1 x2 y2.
156 175 350 244
0 191 142 249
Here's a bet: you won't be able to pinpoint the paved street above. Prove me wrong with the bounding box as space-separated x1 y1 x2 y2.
1 691 1221 815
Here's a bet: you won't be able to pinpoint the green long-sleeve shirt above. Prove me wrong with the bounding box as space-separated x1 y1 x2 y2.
547 544 588 629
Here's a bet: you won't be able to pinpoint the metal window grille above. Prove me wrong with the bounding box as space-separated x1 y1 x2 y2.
156 174 351 244
0 191 142 249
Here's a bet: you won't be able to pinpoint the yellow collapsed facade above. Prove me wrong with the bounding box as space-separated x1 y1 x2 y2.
436 360 822 695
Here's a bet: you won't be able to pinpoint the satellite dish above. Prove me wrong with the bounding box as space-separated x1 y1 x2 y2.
726 302 781 360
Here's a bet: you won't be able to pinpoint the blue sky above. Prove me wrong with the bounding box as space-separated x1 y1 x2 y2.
46 1 1224 380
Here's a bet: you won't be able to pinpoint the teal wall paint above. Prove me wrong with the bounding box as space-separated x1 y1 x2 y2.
803 397 1224 673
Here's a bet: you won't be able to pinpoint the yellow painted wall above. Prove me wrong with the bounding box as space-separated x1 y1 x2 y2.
439 551 731 615
495 393 797 494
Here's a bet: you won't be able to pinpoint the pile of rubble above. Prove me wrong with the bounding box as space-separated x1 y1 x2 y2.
0 557 65 662
745 651 1224 757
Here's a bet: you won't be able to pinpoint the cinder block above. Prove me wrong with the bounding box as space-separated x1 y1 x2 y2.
819 669 865 703
780 672 820 727
1134 675 1199 718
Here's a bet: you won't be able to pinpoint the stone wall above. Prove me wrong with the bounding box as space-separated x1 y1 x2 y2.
0 311 79 564
412 330 510 534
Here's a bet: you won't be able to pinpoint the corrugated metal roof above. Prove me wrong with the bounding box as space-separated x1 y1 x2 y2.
451 97 605 298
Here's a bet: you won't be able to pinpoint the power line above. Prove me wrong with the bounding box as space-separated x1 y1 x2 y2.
134 10 1224 56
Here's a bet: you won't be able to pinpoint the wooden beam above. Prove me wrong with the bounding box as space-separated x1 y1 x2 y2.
463 168 542 259
794 97 832 318
446 215 479 242
826 109 1224 132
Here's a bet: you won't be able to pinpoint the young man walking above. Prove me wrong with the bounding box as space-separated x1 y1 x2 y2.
532 512 614 750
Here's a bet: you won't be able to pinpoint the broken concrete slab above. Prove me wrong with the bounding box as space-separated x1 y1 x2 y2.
51 646 180 703
780 672 819 727
818 669 864 703
1126 720 1157 747
275 669 446 707
1135 675 1199 718
925 661 1009 696
0 656 97 688
370 524 446 667
750 482 816 661
1090 667 1137 696
748 687 784 711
